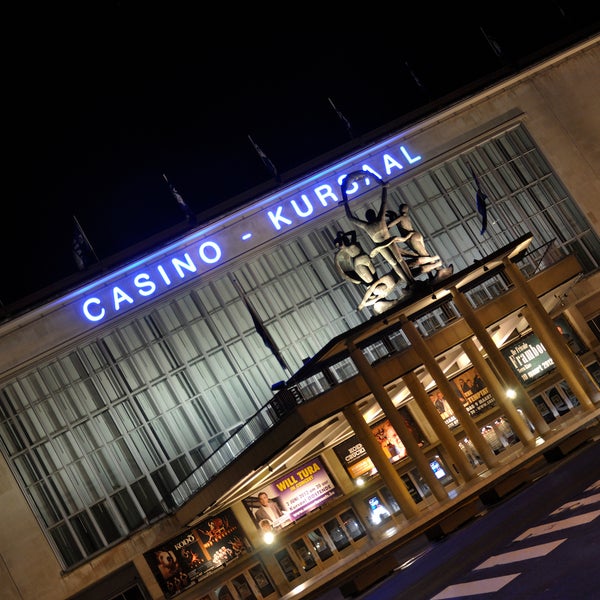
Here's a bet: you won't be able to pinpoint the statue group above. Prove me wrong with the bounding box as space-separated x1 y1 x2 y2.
334 171 453 314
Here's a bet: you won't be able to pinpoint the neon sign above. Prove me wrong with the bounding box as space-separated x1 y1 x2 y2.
80 143 423 323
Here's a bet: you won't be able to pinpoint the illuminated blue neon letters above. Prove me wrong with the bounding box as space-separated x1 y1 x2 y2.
81 144 422 323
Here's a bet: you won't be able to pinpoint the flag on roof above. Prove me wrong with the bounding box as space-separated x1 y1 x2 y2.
163 174 197 225
328 97 354 140
468 165 488 235
72 216 98 270
248 135 281 182
232 278 289 372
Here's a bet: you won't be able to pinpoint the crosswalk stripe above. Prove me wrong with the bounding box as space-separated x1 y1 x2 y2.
585 479 600 492
430 573 521 599
474 538 566 570
551 492 600 515
514 510 600 541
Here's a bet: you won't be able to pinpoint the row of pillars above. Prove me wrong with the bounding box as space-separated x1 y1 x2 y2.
342 258 600 519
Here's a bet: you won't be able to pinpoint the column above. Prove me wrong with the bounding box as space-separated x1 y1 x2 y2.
461 337 536 447
399 314 500 468
347 342 449 503
402 370 476 484
503 257 599 408
450 286 551 436
342 403 419 518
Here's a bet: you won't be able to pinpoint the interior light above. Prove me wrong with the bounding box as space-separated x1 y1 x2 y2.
506 388 517 399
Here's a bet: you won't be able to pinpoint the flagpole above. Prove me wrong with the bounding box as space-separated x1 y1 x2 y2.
73 215 100 264
467 164 488 236
231 276 290 374
247 135 281 183
162 174 197 225
327 97 354 140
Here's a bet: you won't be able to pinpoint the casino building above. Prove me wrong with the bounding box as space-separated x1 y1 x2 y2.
1 34 599 600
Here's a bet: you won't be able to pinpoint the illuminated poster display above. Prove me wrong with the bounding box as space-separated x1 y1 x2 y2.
501 332 554 384
144 508 251 599
333 407 426 480
429 366 496 428
243 457 340 530
501 318 583 385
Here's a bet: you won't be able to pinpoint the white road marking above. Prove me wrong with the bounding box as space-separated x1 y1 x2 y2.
474 538 566 570
550 491 600 515
514 510 600 541
585 479 600 492
430 574 521 599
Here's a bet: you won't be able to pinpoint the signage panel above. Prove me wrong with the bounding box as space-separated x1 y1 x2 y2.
243 456 340 530
75 142 423 324
144 508 250 599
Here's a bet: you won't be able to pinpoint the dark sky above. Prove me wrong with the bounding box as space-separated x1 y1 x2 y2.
3 2 599 308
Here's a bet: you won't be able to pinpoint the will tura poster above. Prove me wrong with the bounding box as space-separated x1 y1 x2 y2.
243 457 340 530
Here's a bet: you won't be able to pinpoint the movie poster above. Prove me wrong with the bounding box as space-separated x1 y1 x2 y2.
429 366 496 428
333 407 426 480
144 508 251 598
243 457 341 531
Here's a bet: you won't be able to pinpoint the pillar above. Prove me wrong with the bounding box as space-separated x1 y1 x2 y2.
461 337 536 447
402 370 475 484
342 403 419 518
347 342 449 503
399 314 500 468
503 257 600 408
450 286 551 436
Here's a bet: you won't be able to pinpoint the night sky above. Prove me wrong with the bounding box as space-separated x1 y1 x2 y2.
3 2 599 308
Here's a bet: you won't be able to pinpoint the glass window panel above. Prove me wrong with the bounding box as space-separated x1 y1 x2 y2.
52 469 84 512
90 500 123 543
18 408 45 443
90 447 124 490
35 442 62 475
94 410 122 442
28 481 62 526
34 397 66 435
111 438 144 480
94 370 124 402
291 538 317 572
0 417 26 454
72 380 105 412
19 372 49 402
248 564 275 597
134 390 161 419
50 522 84 568
274 549 300 582
70 511 104 554
307 528 334 561
324 517 350 551
68 459 103 504
129 428 163 469
131 477 162 520
113 399 142 433
339 509 366 541
14 453 42 485
152 380 179 410
73 421 103 454
111 489 144 531
152 413 184 458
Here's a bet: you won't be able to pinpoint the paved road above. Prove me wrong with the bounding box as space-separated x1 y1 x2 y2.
320 432 600 599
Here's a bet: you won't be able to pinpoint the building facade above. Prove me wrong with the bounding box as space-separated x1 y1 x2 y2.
1 35 599 600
